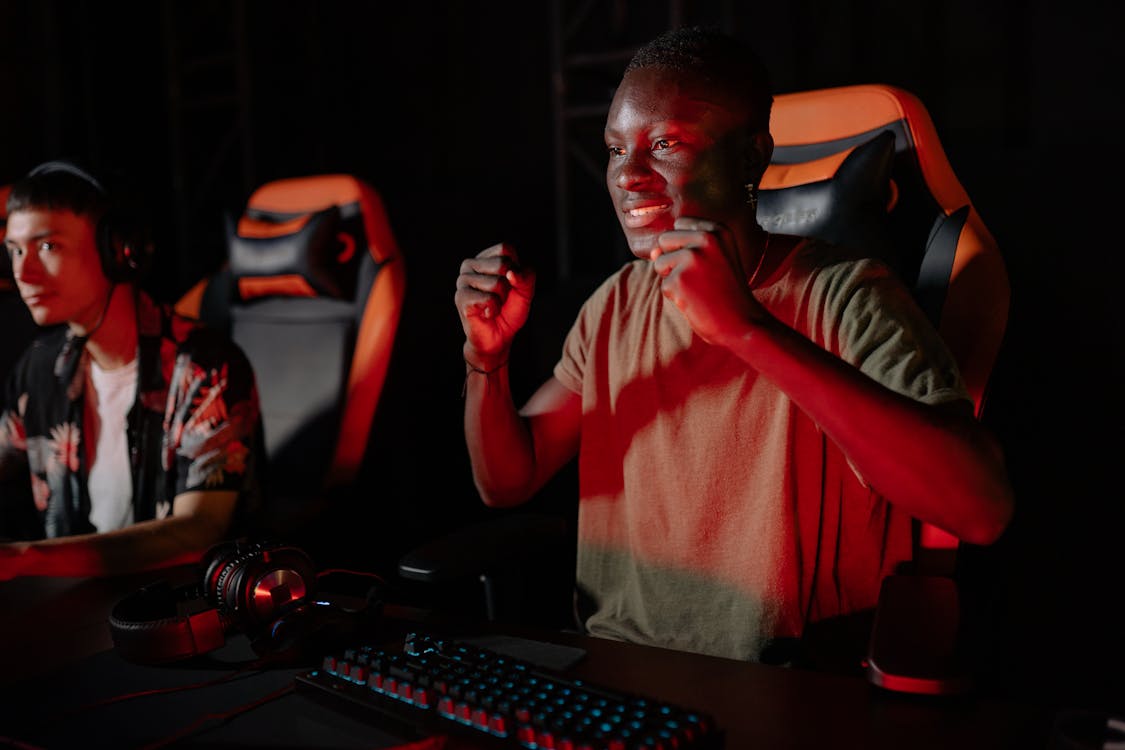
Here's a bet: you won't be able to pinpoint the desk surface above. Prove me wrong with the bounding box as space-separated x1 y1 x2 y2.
0 570 1054 749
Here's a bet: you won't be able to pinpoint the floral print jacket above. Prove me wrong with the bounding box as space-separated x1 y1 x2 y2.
0 292 261 540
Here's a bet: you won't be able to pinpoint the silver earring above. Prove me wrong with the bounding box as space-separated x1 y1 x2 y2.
744 182 758 210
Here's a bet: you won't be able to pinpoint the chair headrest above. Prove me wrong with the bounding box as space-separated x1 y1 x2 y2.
758 130 896 269
228 204 362 302
756 131 895 264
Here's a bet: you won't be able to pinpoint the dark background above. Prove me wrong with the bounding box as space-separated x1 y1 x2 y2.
2 0 1123 716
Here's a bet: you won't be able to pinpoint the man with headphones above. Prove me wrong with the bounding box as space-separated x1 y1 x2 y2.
0 161 263 579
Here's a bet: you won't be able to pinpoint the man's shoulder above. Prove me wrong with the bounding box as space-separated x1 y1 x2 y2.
156 304 252 372
776 236 899 290
153 307 259 411
2 327 69 421
8 326 69 377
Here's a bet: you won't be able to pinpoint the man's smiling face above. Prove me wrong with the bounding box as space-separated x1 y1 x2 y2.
604 66 758 259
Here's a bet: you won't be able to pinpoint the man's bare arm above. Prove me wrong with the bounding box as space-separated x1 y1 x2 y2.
725 320 1012 544
0 490 237 579
652 220 1013 545
456 243 582 507
465 371 581 507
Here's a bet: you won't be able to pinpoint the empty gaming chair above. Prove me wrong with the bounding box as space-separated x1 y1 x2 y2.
758 84 1009 693
176 175 406 540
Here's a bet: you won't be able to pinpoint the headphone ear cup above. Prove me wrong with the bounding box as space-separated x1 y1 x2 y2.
201 539 242 602
215 543 317 638
251 598 371 663
249 601 314 659
97 208 152 283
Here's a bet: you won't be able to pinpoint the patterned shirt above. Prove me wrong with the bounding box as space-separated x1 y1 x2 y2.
0 292 261 540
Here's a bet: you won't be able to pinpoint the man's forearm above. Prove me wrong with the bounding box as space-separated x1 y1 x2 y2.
463 361 540 508
3 512 227 578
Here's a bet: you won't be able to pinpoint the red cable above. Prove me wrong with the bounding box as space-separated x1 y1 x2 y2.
58 663 266 718
136 683 295 750
316 567 386 585
0 737 48 750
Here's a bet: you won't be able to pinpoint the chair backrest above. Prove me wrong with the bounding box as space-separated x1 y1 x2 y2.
2 183 42 386
176 174 406 525
1 183 12 285
758 84 1009 556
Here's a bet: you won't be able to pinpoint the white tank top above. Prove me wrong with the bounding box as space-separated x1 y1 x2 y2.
84 357 138 532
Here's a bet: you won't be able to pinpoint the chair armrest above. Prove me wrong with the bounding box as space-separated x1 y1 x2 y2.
864 574 973 695
397 513 568 584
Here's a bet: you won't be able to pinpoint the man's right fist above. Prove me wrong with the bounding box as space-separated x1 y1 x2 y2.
455 243 536 368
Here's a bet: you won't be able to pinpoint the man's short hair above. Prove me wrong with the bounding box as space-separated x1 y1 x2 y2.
6 163 109 222
625 26 774 133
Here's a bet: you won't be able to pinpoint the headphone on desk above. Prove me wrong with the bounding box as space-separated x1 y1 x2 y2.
109 539 383 665
24 160 154 284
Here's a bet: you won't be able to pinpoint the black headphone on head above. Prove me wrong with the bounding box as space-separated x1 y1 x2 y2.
108 539 382 665
25 160 154 284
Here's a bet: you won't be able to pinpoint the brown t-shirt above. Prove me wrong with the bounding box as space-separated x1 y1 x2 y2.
554 238 970 662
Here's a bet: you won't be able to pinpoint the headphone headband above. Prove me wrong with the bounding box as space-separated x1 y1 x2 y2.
27 160 106 195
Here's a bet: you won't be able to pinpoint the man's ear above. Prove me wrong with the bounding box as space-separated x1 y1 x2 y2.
744 131 774 182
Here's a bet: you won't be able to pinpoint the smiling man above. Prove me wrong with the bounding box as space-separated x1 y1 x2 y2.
454 27 1013 667
0 161 262 580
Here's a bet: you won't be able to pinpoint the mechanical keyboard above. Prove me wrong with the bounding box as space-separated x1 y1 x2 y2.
294 630 722 749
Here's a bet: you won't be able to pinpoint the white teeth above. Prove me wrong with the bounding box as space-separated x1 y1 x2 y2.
628 205 667 217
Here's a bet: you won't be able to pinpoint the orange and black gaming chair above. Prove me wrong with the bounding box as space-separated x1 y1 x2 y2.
761 84 1007 419
758 84 1009 694
2 183 42 385
2 184 15 293
176 174 406 537
1 184 15 296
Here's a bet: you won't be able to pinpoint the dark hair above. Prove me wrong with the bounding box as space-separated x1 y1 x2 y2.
6 162 110 222
625 26 774 132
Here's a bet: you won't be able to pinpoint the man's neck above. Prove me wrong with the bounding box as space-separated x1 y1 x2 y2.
731 213 771 282
79 285 139 371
